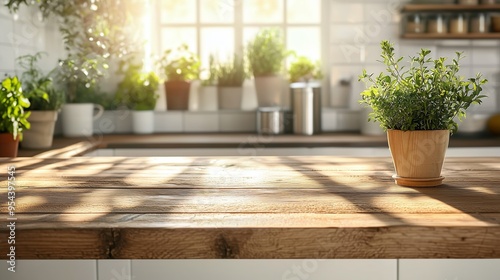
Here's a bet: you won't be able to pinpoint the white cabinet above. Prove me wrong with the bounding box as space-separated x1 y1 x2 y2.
399 259 500 280
131 260 397 280
0 260 96 280
97 260 131 280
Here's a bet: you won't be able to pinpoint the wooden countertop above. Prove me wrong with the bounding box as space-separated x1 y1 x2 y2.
1 156 499 259
18 133 500 158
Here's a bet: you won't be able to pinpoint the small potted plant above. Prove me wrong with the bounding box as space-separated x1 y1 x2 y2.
199 55 218 111
247 28 288 107
216 54 246 110
157 44 200 110
359 41 487 187
288 55 322 83
17 52 65 149
0 76 31 157
115 56 159 134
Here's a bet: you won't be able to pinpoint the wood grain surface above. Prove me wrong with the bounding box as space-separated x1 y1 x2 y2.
0 156 499 259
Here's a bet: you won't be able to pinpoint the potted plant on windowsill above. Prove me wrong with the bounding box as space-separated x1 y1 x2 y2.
247 28 288 107
157 44 200 111
0 76 31 157
199 55 218 111
359 40 487 187
288 55 322 84
17 52 65 149
216 54 247 110
115 56 159 134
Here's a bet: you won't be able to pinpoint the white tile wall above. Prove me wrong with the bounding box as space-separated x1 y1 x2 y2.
219 111 256 132
154 111 183 132
184 112 219 132
329 0 500 114
399 259 500 280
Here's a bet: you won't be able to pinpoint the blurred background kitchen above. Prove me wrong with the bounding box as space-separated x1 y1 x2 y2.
1 0 499 137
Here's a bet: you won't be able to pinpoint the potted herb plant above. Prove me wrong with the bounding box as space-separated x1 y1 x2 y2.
17 53 65 149
359 41 487 187
288 55 322 83
216 54 246 110
247 28 288 107
157 44 200 110
199 55 218 111
0 76 31 157
115 56 159 134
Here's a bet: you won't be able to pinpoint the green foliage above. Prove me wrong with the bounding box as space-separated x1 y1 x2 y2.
115 56 160 111
157 44 200 82
0 76 31 140
288 55 323 83
216 54 246 87
247 28 288 76
6 0 144 102
16 52 65 111
71 83 117 110
201 55 218 86
359 40 487 134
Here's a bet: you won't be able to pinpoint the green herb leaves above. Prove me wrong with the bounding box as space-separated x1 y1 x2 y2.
359 40 487 134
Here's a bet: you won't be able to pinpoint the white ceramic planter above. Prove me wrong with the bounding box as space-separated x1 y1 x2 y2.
61 103 104 137
198 86 218 111
22 111 58 149
254 75 283 107
218 87 243 110
132 110 155 134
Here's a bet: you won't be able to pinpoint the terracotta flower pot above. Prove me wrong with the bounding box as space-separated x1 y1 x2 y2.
387 129 450 187
0 133 19 157
165 81 191 110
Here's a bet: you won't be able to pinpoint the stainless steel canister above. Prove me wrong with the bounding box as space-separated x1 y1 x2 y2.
257 107 292 135
290 82 322 135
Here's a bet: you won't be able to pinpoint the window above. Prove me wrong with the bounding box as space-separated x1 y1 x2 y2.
154 0 323 73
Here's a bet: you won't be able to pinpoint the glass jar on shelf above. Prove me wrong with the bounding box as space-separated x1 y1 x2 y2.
449 14 469 34
470 13 488 33
406 14 425 33
427 14 447 34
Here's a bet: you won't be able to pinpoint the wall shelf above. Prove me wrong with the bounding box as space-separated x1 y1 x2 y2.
402 4 500 12
401 4 500 40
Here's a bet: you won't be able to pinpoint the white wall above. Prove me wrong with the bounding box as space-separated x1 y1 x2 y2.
0 6 63 79
329 0 500 113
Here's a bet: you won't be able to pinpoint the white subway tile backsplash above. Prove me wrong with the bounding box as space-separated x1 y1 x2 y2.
219 111 257 132
0 45 16 71
472 46 500 66
184 112 219 132
154 111 183 133
330 24 365 44
0 18 14 44
330 3 364 23
364 3 401 24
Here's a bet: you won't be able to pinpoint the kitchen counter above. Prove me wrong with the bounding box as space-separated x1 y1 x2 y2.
0 155 499 259
17 133 500 158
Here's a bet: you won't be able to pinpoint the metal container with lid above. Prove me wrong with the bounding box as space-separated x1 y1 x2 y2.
290 82 322 135
256 107 292 135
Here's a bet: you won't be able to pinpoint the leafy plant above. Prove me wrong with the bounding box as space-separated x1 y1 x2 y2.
115 56 160 111
201 55 218 86
216 54 246 87
359 40 487 134
288 55 323 83
247 28 288 76
72 83 118 110
0 76 31 140
157 44 200 82
6 0 144 102
17 52 65 111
